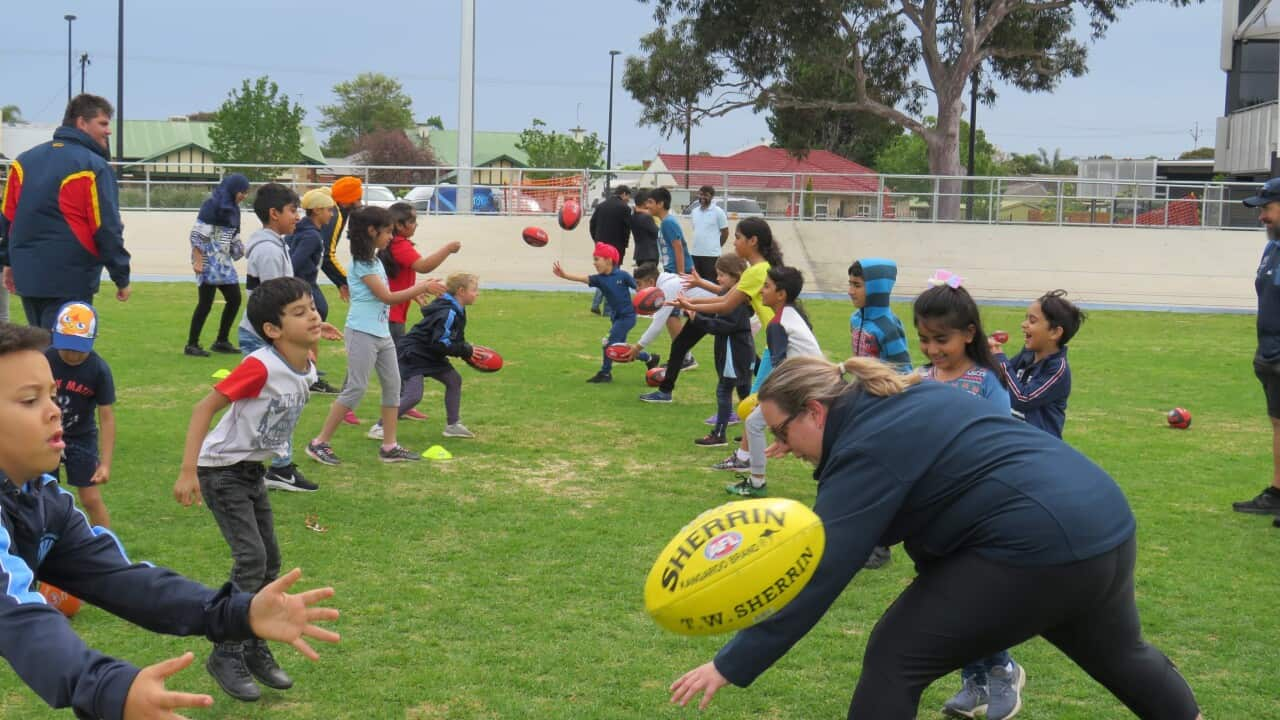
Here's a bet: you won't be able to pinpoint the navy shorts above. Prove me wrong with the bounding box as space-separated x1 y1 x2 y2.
58 433 99 488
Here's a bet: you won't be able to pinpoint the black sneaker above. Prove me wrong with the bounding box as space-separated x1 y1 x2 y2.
645 353 661 371
210 340 240 354
1232 487 1280 515
1274 516 1279 528
590 307 602 315
681 354 698 370
184 344 211 357
243 639 293 690
309 378 340 394
265 464 319 492
587 372 613 383
695 433 728 447
305 440 341 466
863 545 892 570
378 444 421 463
206 642 260 702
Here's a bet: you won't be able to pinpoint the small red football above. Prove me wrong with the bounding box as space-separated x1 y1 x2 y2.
645 366 666 387
38 582 82 618
992 331 1009 344
605 343 634 363
633 286 666 316
1167 407 1191 429
558 199 582 230
522 226 549 247
467 345 504 372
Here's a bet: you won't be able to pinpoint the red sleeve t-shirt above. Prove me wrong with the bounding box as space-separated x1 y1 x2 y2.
387 237 422 324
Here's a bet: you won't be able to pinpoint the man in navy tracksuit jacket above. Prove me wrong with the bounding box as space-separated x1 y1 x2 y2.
0 95 131 329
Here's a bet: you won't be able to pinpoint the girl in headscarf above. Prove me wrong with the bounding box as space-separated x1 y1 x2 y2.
186 174 249 356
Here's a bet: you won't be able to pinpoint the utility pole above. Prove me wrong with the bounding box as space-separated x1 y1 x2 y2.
1189 122 1202 146
79 53 90 94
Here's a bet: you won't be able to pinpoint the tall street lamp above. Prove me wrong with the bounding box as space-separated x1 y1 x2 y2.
605 49 620 195
64 14 77 103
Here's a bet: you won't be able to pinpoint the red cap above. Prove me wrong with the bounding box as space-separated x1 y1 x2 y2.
592 242 620 264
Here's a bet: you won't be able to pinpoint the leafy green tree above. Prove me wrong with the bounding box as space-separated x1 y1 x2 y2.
352 130 442 186
1179 147 1214 160
876 120 999 175
515 119 606 178
623 22 723 184
319 72 415 157
645 0 1195 217
2 105 23 123
423 115 445 131
209 77 305 179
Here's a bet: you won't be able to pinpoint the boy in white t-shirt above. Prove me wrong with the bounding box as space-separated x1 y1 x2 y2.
174 277 328 703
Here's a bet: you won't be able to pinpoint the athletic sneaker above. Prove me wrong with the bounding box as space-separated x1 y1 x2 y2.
587 372 612 383
379 444 420 463
986 662 1025 720
184 344 210 357
681 355 698 370
639 390 672 403
342 410 360 425
695 433 728 447
309 378 340 394
1274 515 1279 528
402 408 428 421
645 353 661 370
443 423 475 438
1232 486 1280 515
704 412 741 426
264 464 319 493
367 423 384 440
712 453 750 471
725 474 767 497
306 440 341 466
209 340 240 354
864 545 892 569
942 675 990 718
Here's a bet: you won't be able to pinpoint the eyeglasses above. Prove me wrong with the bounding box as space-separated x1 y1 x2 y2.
771 410 802 445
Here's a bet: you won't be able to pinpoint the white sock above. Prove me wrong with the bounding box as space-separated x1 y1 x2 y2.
749 475 766 488
735 449 749 461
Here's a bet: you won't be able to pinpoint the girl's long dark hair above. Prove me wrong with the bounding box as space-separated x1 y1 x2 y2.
347 206 392 262
736 217 783 267
378 202 417 275
767 266 811 328
913 284 1006 387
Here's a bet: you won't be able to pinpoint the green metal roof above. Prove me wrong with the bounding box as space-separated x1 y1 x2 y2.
120 120 327 166
425 130 528 167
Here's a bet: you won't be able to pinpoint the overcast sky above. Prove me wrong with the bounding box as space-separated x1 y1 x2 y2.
1 0 1226 165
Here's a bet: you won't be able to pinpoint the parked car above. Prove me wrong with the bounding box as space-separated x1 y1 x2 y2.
403 186 435 212
363 184 397 208
428 186 498 214
683 196 766 219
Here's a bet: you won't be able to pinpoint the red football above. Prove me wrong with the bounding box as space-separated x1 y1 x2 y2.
992 331 1009 344
1167 407 1192 429
605 343 634 363
645 366 666 387
633 286 666 316
522 226 549 247
558 199 582 230
467 345 504 372
38 582 82 618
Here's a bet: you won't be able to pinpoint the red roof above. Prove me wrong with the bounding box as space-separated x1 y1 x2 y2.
657 145 879 193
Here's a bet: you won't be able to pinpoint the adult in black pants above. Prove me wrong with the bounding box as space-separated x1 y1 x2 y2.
671 356 1201 720
186 174 249 356
588 185 632 314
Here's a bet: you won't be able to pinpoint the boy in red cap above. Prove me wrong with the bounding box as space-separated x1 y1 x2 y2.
552 243 652 382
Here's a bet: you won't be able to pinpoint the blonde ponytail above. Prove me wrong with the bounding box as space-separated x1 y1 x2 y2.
759 356 919 416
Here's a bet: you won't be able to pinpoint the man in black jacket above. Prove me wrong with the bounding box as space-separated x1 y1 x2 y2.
588 186 632 314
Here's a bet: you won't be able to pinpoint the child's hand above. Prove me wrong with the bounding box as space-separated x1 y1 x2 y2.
443 240 462 254
338 285 350 303
123 651 213 719
174 471 201 507
249 568 341 660
413 293 431 307
2 267 14 293
320 322 343 341
552 261 566 278
90 464 110 485
679 269 701 289
191 250 205 274
426 278 448 296
623 344 641 362
987 337 1004 354
765 440 791 459
413 277 437 296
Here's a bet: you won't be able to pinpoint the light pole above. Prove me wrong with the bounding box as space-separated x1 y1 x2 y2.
64 14 77 103
116 0 124 161
605 49 620 195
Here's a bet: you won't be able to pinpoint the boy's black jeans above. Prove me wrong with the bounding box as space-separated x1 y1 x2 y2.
198 461 280 596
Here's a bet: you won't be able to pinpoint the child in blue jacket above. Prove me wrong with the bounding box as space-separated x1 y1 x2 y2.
991 289 1086 438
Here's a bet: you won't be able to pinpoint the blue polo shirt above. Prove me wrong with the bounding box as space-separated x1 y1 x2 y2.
1256 237 1280 362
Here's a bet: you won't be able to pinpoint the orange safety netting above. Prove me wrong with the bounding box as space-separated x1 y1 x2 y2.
504 174 588 214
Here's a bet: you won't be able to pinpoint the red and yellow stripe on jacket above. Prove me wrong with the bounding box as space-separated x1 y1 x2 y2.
0 160 23 227
57 170 104 257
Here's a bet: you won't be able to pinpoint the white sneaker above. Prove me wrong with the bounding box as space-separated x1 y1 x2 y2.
367 423 384 440
443 423 475 438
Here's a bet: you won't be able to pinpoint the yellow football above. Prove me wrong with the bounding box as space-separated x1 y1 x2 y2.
643 497 825 636
737 393 758 422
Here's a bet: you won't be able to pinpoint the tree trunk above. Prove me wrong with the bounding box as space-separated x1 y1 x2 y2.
926 102 965 221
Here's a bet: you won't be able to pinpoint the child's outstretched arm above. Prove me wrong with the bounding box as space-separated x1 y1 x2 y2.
361 272 436 307
91 404 115 486
413 241 462 274
551 261 590 285
175 391 230 507
680 268 720 294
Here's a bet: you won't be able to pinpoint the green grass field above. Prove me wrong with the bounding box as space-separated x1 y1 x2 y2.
1 283 1277 719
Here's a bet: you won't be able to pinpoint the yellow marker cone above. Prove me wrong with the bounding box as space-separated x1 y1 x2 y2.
422 445 453 461
211 369 232 380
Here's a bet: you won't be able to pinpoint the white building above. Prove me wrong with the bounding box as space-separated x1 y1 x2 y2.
1216 0 1280 178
